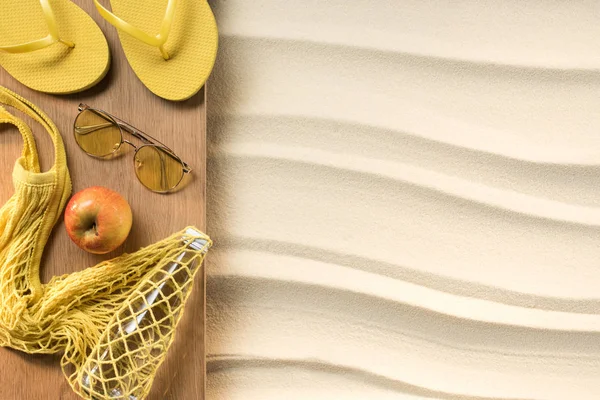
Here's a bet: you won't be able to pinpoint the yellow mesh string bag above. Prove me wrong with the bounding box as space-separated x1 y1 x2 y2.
0 86 211 400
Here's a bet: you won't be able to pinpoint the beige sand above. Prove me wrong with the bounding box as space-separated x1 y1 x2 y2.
206 1 600 398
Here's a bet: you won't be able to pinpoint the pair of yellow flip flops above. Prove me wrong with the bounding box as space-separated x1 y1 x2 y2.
0 0 218 101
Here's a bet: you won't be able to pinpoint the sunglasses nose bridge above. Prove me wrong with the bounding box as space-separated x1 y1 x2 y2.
122 139 137 149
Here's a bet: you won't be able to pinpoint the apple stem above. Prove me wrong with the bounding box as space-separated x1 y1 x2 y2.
92 222 99 236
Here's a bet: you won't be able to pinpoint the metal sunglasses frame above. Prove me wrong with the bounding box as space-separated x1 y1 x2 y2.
74 103 192 193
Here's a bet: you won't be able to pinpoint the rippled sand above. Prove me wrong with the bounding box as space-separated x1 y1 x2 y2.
206 1 600 398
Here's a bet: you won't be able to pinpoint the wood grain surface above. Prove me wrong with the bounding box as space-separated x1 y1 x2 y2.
0 1 207 399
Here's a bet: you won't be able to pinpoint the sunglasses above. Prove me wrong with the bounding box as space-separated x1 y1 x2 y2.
74 104 191 193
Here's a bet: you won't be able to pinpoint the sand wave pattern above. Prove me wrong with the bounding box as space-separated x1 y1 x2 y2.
207 0 600 398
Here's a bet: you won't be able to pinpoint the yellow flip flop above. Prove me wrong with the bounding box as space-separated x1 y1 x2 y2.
94 0 218 101
0 0 110 94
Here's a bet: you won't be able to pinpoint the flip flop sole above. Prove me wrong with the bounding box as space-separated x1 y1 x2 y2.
109 0 218 101
0 0 110 94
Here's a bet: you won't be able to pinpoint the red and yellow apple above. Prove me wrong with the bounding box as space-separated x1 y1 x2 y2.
64 186 133 254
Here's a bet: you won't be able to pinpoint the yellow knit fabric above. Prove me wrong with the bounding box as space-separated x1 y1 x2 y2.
0 86 212 399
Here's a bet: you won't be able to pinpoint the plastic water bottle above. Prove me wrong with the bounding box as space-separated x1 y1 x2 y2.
80 228 209 399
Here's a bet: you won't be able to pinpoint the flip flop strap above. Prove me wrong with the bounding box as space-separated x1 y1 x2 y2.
94 0 176 60
0 0 75 53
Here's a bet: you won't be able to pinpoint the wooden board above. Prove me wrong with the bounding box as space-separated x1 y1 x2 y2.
0 1 207 399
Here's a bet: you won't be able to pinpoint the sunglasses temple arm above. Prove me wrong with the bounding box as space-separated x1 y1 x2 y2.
82 106 171 150
75 122 115 136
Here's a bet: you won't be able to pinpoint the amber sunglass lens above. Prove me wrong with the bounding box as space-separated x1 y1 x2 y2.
134 145 184 192
74 109 122 157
